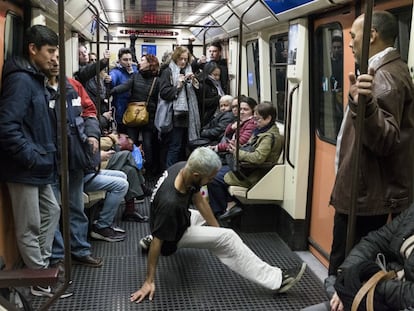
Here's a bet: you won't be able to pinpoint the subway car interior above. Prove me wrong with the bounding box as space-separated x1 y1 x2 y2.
0 0 413 309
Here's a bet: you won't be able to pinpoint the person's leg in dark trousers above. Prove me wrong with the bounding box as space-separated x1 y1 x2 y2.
328 211 388 275
207 165 232 217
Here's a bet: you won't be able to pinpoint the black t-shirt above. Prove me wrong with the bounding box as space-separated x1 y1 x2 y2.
150 162 193 255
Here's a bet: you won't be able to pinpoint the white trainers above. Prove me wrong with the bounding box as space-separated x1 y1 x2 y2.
139 234 153 250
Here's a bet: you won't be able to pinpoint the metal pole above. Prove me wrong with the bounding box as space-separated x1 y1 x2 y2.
345 0 374 256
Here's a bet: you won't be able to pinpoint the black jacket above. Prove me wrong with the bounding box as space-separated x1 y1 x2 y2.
339 204 414 310
0 56 56 184
111 70 159 129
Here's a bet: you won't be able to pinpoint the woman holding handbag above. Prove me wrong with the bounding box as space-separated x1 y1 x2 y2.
111 54 161 177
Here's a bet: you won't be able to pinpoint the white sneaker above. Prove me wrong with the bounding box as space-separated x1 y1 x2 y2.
139 234 153 250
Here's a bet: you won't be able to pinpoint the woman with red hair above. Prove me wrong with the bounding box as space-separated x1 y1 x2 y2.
111 54 161 178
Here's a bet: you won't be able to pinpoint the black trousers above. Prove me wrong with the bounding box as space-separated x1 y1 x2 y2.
328 211 389 276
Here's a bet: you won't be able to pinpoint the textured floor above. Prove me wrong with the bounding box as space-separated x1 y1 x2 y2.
30 195 328 310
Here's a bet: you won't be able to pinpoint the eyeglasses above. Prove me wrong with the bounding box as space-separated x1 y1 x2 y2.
253 115 263 121
90 58 97 62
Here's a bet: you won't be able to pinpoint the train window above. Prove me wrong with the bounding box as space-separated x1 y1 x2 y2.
314 24 343 143
269 34 288 123
246 40 260 102
4 12 23 61
391 9 411 63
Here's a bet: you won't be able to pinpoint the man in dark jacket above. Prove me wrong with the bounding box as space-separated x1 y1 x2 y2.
0 25 61 296
322 10 414 311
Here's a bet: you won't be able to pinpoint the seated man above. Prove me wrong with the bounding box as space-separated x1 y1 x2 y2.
199 95 235 144
84 169 129 242
131 147 306 303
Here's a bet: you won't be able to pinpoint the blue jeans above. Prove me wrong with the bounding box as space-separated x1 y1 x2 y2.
166 127 186 167
207 165 232 215
52 169 91 259
84 169 128 229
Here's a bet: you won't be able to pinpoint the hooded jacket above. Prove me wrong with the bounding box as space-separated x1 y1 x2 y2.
0 56 56 184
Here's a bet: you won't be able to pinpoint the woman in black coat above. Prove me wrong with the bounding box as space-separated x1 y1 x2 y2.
196 61 225 127
111 54 160 176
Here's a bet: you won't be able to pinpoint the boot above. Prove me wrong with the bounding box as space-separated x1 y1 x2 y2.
122 199 148 222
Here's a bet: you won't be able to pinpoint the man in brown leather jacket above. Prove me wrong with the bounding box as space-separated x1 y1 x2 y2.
328 9 414 288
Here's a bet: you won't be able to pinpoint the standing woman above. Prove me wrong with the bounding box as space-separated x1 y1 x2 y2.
159 46 201 168
111 54 160 176
196 61 224 127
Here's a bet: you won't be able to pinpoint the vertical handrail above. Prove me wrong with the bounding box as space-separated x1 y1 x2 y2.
285 84 299 169
40 0 70 308
235 0 259 170
345 0 374 256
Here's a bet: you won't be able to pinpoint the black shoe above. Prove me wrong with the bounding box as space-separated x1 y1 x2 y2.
31 285 73 299
219 206 243 221
275 263 307 293
71 255 103 268
90 226 125 242
122 211 149 222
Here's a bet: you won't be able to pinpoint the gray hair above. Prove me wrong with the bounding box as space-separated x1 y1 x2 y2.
186 147 222 176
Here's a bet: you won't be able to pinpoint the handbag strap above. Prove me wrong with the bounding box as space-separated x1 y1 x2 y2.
145 77 156 106
351 270 396 311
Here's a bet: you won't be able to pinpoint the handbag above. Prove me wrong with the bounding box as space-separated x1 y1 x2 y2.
154 96 174 134
122 78 156 127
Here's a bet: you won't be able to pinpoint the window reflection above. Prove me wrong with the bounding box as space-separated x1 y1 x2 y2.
315 24 344 142
270 35 288 123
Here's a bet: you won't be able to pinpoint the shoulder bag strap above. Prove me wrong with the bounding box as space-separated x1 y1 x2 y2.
351 270 396 311
145 77 156 106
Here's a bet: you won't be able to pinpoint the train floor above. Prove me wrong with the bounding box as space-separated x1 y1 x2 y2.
29 192 329 310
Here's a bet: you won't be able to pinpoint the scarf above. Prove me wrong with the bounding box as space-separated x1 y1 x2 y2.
169 61 200 141
208 76 224 96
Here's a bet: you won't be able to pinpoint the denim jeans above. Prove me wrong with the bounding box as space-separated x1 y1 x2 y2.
52 169 91 259
207 165 232 215
177 210 283 290
84 169 128 229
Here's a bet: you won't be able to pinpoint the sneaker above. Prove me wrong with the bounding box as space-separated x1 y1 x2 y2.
139 234 153 250
90 226 125 242
111 224 126 233
30 285 73 299
276 263 307 293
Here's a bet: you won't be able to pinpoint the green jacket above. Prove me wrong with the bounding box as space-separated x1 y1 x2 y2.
224 123 283 188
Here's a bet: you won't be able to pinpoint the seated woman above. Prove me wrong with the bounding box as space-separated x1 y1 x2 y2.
210 95 257 155
199 95 235 145
207 102 283 219
100 133 151 222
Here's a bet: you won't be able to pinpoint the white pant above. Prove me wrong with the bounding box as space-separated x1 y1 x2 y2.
177 209 282 290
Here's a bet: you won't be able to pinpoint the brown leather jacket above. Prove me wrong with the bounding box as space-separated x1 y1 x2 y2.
330 50 414 216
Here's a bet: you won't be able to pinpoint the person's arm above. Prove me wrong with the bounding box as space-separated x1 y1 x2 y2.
159 68 184 101
130 236 163 303
110 76 134 95
193 191 220 227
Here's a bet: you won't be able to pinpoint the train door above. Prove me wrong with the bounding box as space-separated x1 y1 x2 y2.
309 0 413 267
0 1 24 269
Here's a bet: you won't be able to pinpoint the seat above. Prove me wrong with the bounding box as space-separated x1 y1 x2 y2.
83 191 106 208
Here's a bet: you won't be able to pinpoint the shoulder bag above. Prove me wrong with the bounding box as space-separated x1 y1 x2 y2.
122 77 156 127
